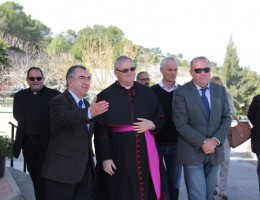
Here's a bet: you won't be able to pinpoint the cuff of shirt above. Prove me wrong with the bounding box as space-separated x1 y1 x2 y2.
213 137 220 146
88 108 94 119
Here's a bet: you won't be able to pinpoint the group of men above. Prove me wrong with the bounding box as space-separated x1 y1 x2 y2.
13 55 231 200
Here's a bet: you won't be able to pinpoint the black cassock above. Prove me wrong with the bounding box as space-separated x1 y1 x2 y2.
94 81 169 200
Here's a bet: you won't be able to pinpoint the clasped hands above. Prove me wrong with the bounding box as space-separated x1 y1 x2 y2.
201 138 218 154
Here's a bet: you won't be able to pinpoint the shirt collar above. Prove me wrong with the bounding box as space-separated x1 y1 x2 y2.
29 85 45 95
117 81 134 89
193 81 210 91
159 80 178 92
68 89 84 104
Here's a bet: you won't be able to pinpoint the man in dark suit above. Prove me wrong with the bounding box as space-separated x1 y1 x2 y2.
248 94 260 196
42 65 109 200
13 67 60 200
172 56 231 200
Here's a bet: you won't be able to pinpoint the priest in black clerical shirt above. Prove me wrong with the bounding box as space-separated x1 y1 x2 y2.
13 67 60 200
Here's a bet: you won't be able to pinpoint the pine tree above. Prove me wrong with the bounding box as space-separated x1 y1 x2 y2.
222 36 257 115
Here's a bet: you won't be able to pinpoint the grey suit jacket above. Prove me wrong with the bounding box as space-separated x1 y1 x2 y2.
172 81 231 166
42 89 95 184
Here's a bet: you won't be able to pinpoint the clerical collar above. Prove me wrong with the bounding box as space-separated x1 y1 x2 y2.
30 86 44 95
117 81 134 89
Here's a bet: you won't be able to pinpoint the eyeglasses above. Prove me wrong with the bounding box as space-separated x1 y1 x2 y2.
29 77 43 81
116 67 136 73
192 67 211 74
139 78 150 81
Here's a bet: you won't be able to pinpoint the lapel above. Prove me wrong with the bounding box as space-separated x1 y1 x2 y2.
64 89 79 110
188 81 209 120
19 89 30 133
209 82 217 120
38 86 49 122
64 89 91 134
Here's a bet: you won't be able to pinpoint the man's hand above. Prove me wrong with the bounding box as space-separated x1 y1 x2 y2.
102 159 117 176
90 96 109 116
132 118 155 133
201 138 218 154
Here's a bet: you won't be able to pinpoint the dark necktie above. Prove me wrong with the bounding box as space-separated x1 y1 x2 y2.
78 99 90 162
78 100 89 129
78 100 83 109
200 87 210 118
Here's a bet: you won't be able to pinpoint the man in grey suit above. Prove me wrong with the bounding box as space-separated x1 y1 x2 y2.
42 65 109 200
172 56 231 200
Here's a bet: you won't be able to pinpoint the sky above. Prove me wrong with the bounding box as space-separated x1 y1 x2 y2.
1 0 260 74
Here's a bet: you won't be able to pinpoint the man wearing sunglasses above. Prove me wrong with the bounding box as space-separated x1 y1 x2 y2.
172 56 231 200
136 71 150 86
94 56 169 200
13 67 60 200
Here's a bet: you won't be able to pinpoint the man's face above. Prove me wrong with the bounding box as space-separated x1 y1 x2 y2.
160 61 178 83
190 59 211 88
114 59 136 87
26 69 45 92
137 73 150 86
67 68 91 99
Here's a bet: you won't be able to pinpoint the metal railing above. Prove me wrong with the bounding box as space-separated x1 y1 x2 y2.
0 91 16 113
8 122 27 172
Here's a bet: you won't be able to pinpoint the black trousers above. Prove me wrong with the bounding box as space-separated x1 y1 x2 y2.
45 161 94 200
22 136 45 200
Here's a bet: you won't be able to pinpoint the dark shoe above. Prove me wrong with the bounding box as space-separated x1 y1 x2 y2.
220 194 228 200
213 189 218 195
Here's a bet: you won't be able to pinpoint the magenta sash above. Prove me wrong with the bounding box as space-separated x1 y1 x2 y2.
110 125 161 200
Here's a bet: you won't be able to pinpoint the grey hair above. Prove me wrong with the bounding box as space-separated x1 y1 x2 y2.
136 71 149 80
160 57 178 69
114 56 135 70
210 76 223 86
66 65 87 88
190 56 211 69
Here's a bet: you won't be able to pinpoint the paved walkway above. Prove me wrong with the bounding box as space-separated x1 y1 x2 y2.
1 108 259 200
4 142 258 200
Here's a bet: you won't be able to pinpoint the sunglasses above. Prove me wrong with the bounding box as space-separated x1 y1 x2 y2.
192 67 211 74
29 76 43 81
139 78 150 81
116 67 136 73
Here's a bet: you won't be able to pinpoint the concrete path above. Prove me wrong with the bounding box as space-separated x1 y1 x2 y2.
7 142 258 200
1 107 259 200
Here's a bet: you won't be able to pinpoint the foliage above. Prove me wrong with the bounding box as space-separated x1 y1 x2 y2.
71 25 141 90
0 40 9 66
0 135 13 159
0 1 51 51
46 30 77 56
221 36 257 115
136 47 162 65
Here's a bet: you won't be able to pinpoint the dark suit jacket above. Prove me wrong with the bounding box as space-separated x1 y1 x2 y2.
13 86 60 158
42 89 95 184
172 81 231 166
248 94 260 154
